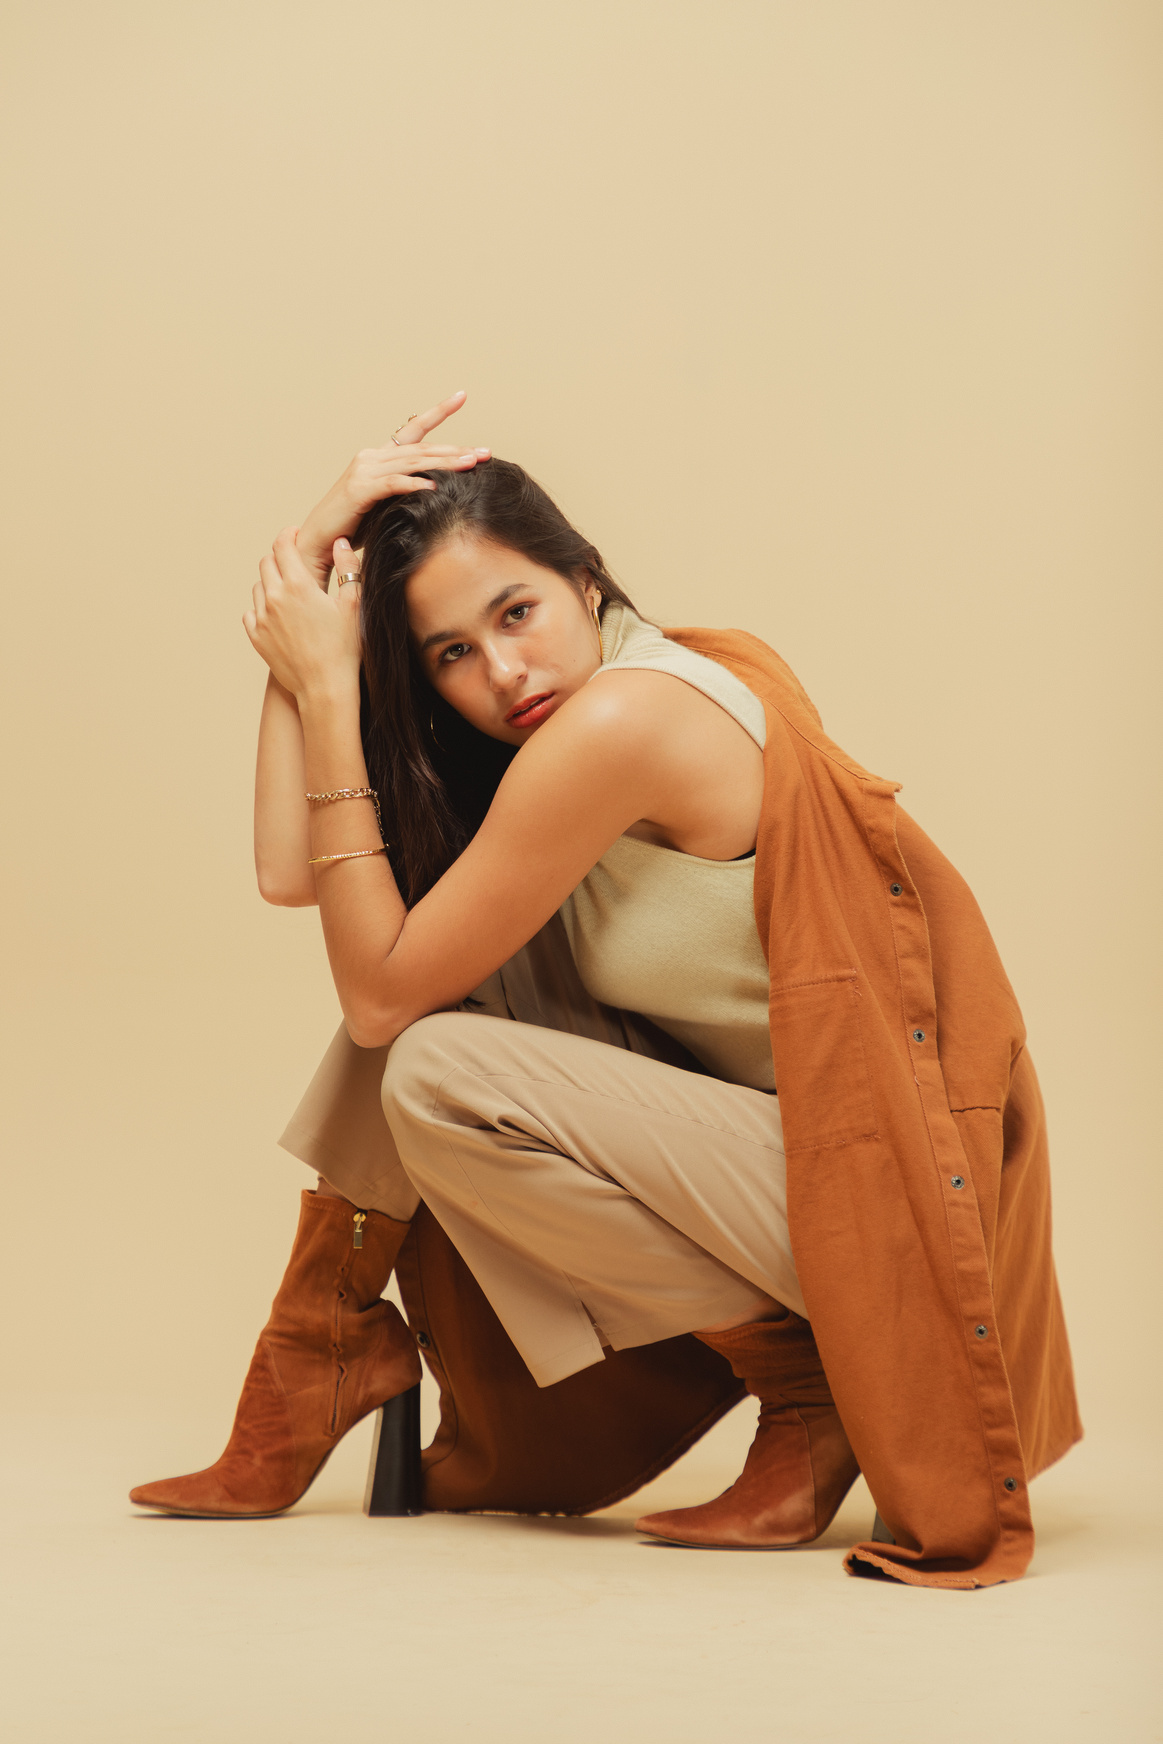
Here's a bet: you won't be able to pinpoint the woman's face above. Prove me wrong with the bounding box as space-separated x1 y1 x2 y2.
406 535 603 747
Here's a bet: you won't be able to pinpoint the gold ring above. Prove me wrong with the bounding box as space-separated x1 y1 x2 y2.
391 412 421 445
337 575 360 587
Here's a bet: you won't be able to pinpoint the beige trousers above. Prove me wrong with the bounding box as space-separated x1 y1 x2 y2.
279 917 802 1389
383 1012 802 1386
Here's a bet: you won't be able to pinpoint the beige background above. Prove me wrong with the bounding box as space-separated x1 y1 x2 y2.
1 3 1160 1740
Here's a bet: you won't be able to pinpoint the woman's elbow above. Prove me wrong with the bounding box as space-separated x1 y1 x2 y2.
256 868 318 907
344 999 410 1051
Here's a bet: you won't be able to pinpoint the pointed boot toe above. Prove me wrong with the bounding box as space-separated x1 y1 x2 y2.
128 1472 256 1518
635 1315 860 1550
632 1505 768 1549
634 1505 728 1547
129 1193 421 1519
635 1404 859 1549
128 1344 301 1516
129 1480 176 1510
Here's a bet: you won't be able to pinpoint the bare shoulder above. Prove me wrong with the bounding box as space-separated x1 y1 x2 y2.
547 667 762 776
489 669 706 826
479 661 763 869
547 667 715 751
494 666 762 846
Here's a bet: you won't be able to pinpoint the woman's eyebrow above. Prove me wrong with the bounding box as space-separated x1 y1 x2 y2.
418 585 526 654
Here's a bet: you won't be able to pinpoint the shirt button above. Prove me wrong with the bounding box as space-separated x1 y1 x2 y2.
974 1324 989 1339
415 1330 431 1349
913 1029 926 1043
890 883 903 896
1004 1477 1018 1492
951 1175 965 1189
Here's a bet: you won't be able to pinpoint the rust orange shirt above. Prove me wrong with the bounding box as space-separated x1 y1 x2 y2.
668 626 1081 1586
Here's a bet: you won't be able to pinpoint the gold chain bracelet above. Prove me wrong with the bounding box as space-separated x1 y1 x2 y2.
308 845 388 866
304 785 384 836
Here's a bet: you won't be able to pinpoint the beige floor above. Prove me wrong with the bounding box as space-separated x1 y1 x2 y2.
1 1381 1158 1744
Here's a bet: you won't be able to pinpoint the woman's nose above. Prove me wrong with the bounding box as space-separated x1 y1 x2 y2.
483 644 527 691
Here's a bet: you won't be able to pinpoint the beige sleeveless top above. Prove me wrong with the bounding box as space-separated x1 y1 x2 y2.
559 604 775 1091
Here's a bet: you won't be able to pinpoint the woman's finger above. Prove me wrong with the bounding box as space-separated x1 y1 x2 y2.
355 441 462 470
367 447 490 475
409 453 487 473
270 525 320 587
269 530 294 578
346 452 490 506
354 476 438 498
335 573 362 615
373 455 486 497
356 444 469 470
258 552 283 598
392 389 466 445
377 450 487 477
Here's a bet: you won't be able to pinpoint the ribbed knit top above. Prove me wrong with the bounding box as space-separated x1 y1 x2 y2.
559 605 774 1092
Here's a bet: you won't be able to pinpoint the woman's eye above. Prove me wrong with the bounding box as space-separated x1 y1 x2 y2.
440 643 470 664
504 604 530 623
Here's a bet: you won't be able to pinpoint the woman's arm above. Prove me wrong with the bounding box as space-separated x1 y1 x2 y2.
254 673 316 906
245 533 732 1048
250 392 489 904
299 661 658 1046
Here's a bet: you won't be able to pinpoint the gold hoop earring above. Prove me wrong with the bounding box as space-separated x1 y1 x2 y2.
591 597 602 636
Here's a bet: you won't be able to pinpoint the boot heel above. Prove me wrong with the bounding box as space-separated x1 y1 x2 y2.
363 1384 422 1516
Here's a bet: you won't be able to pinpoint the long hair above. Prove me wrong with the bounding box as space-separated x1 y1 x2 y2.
356 459 639 905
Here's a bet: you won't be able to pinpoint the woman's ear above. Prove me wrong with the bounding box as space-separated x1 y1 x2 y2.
580 575 603 641
578 571 601 615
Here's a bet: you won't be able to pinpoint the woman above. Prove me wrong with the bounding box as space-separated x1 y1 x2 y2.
131 393 1080 1587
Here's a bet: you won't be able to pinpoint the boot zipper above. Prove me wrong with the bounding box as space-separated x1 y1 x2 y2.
332 1212 367 1433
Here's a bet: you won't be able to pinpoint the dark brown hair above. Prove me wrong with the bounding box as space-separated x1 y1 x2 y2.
355 459 638 905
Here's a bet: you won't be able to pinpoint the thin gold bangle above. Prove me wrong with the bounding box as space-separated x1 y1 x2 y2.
307 845 388 866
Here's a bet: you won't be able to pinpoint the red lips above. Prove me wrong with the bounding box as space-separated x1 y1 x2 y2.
505 692 556 729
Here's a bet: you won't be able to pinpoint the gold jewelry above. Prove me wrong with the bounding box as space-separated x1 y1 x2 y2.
305 785 378 804
591 596 602 635
391 413 420 446
305 786 384 836
308 845 387 866
337 571 361 587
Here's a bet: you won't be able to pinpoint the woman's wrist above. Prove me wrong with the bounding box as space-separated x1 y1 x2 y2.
266 669 299 709
296 677 361 721
298 682 368 808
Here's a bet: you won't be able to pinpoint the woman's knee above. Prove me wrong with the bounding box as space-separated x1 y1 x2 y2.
381 1010 477 1124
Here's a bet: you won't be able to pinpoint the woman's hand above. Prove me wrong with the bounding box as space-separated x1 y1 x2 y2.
296 390 491 586
244 528 363 705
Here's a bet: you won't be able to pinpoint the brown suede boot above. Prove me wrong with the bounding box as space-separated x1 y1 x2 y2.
130 1191 422 1518
635 1311 860 1548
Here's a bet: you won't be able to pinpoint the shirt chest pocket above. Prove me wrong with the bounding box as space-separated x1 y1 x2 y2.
767 973 879 1152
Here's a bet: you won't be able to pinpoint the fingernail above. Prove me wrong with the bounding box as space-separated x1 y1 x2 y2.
336 538 350 550
475 447 490 455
